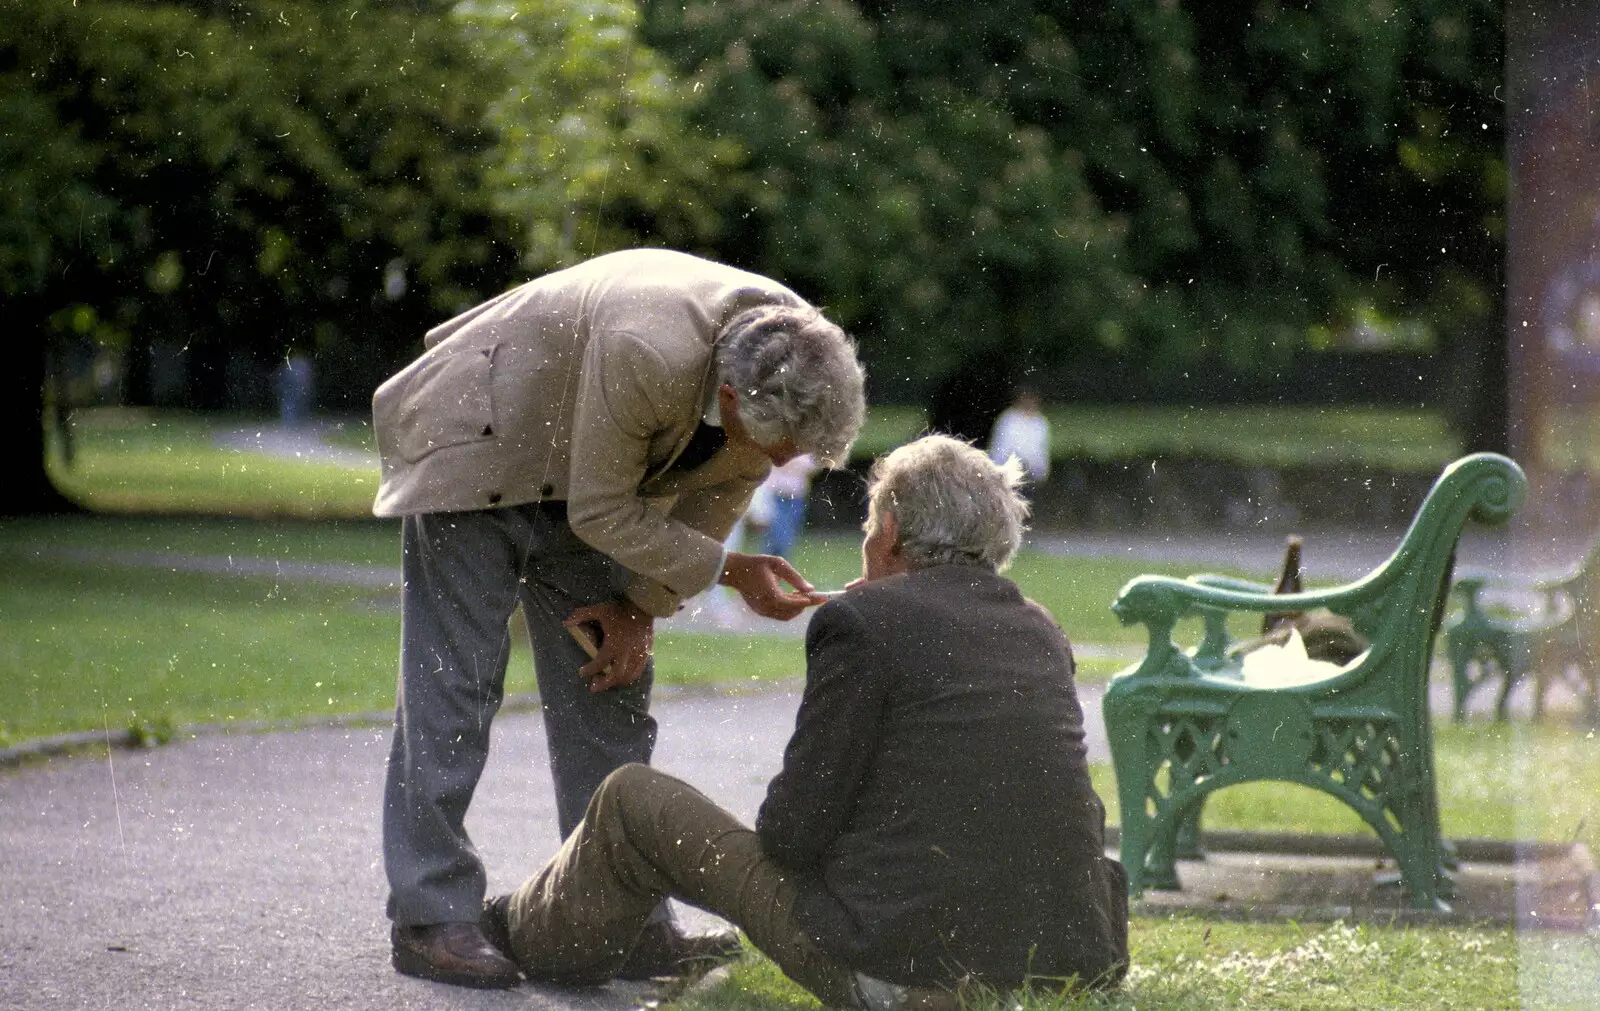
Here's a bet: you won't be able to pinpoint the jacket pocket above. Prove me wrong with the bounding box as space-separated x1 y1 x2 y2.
388 344 499 464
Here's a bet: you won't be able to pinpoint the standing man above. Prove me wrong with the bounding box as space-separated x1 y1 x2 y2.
371 248 867 989
484 435 1129 1005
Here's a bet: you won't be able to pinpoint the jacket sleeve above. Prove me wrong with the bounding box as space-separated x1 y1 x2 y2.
618 476 764 613
757 600 891 870
565 329 729 616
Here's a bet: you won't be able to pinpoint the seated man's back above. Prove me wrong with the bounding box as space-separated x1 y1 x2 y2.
488 435 1127 1005
761 561 1126 989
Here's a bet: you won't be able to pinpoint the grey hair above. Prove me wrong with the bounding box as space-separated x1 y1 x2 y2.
715 305 866 467
865 434 1031 572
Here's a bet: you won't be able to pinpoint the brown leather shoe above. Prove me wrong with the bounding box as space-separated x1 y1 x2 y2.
391 921 522 989
615 921 742 981
480 895 515 962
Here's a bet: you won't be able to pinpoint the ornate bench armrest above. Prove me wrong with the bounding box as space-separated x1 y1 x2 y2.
1114 573 1363 626
1189 574 1274 594
1112 574 1369 680
1187 575 1274 669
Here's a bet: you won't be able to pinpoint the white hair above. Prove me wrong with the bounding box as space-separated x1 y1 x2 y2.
715 305 866 467
865 434 1031 572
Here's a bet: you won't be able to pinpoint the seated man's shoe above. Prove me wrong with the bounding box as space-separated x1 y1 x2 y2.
615 921 742 981
480 894 516 963
391 921 522 990
477 894 613 987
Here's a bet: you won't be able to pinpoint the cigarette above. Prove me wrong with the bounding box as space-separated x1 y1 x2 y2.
811 590 846 600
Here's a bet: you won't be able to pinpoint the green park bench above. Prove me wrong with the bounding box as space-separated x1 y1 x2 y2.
1102 453 1526 911
1444 538 1600 722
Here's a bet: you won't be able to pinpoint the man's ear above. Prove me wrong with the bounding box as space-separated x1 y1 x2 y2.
717 383 755 449
881 510 901 554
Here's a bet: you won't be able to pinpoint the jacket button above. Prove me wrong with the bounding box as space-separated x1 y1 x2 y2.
488 492 503 505
540 484 555 497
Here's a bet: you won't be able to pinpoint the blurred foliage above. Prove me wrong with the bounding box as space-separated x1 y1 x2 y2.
7 3 501 439
638 0 1505 395
456 0 740 271
2 0 520 406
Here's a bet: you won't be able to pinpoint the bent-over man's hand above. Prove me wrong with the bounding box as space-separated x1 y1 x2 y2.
565 600 654 693
720 552 824 620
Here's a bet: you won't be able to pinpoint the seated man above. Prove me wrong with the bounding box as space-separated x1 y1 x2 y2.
483 435 1129 1005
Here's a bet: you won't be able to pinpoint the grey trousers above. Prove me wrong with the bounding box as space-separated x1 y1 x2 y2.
505 764 863 1008
383 503 658 926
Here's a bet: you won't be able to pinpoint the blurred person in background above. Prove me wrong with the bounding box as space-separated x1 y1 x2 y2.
757 453 819 559
987 387 1049 485
274 349 315 427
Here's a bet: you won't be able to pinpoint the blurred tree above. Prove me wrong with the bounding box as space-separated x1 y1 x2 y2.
69 1 511 384
1 0 513 513
1 0 735 515
639 0 1504 440
639 0 1139 401
2 0 1506 518
456 0 741 272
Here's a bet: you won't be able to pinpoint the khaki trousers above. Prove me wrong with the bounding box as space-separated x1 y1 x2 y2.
505 764 863 1007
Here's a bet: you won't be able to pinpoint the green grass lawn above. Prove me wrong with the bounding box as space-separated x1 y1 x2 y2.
0 519 803 744
312 401 1465 471
853 404 1460 471
1086 721 1600 852
9 512 1598 852
683 725 1600 1009
681 907 1600 1009
50 407 380 518
0 517 1181 744
1038 404 1461 470
680 916 1535 1011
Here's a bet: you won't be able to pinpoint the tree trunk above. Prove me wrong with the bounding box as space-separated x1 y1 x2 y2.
1447 314 1510 455
3 299 81 516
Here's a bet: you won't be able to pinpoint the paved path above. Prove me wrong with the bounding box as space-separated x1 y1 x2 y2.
214 423 381 471
0 688 800 1010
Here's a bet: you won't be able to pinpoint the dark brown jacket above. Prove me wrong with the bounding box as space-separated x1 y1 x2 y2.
758 564 1128 990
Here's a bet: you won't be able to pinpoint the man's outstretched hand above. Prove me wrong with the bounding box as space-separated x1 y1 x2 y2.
565 600 654 693
720 551 828 620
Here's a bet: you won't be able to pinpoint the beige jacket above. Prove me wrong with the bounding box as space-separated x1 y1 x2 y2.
372 249 807 616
